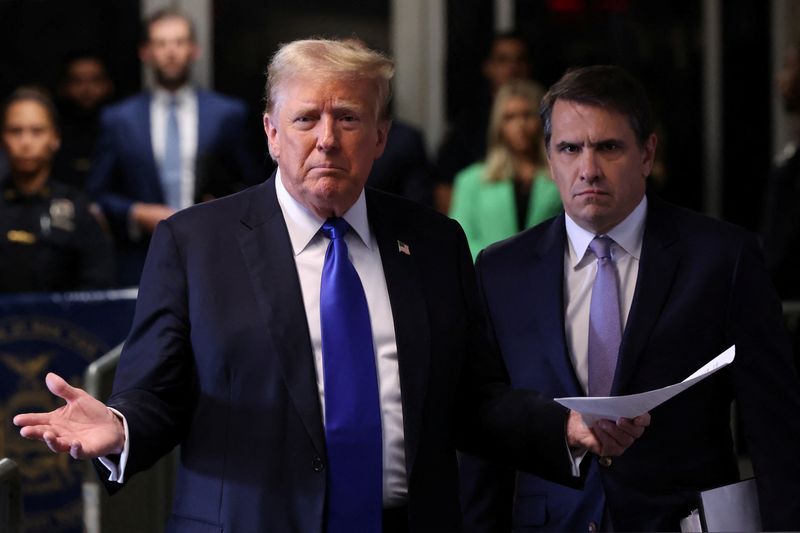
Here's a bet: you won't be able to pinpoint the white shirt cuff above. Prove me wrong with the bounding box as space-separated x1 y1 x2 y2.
97 407 130 483
566 436 587 477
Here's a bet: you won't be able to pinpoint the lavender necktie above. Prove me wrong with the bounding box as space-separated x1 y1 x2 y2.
162 96 182 210
320 217 382 533
587 236 622 397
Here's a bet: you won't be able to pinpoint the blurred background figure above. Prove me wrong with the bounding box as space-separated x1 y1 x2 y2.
450 79 561 259
53 50 115 190
367 119 433 207
86 8 261 287
0 87 114 292
763 40 800 301
435 31 534 213
762 40 800 369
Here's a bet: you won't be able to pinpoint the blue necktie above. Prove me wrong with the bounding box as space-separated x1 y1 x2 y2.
162 96 182 210
320 217 382 533
587 236 622 397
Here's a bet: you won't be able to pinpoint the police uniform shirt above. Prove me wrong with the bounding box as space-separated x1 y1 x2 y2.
0 177 115 292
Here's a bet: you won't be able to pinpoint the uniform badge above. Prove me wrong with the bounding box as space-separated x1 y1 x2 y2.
49 199 76 232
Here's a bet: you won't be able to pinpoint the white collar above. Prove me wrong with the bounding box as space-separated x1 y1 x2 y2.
152 85 195 105
274 169 371 256
565 196 647 267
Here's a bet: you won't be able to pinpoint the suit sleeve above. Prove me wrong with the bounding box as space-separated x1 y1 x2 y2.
452 222 578 487
727 234 800 530
102 219 196 486
457 247 523 532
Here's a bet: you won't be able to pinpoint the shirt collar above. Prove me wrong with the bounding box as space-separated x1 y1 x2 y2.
274 168 371 256
152 85 194 106
565 195 647 267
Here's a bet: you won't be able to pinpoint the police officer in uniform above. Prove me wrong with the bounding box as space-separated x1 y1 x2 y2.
0 87 114 292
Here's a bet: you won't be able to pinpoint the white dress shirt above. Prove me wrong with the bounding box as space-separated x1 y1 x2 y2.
150 86 198 210
106 171 409 505
563 197 647 394
274 170 408 506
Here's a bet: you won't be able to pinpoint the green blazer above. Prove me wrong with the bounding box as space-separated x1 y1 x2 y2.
449 162 562 259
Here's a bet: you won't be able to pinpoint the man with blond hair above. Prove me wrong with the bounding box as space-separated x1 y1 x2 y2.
16 39 648 532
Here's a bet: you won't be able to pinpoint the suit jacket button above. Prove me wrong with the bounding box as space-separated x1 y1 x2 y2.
599 456 613 467
588 521 598 532
312 457 325 472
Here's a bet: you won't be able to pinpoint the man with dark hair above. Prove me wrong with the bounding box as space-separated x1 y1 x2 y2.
53 50 114 190
87 8 260 286
460 65 800 531
15 42 648 533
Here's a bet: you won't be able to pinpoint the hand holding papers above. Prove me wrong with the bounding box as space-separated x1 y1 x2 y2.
557 346 736 425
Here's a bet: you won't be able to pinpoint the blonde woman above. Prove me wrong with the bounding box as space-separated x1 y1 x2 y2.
450 80 562 259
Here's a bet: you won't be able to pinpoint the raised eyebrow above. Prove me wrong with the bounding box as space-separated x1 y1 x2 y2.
332 103 365 116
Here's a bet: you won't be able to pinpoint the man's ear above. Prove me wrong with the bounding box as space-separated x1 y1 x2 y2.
264 114 279 160
138 45 151 66
641 133 658 177
373 119 391 159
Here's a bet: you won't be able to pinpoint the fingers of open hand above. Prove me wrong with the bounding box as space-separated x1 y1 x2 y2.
13 412 54 428
42 431 76 455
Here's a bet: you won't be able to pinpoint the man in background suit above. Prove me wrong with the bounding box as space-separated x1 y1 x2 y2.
14 41 649 532
460 65 800 531
87 8 260 286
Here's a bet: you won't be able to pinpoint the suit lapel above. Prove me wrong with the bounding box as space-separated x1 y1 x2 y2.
132 93 164 202
235 176 326 456
366 192 430 479
196 89 213 155
613 198 680 394
525 217 584 397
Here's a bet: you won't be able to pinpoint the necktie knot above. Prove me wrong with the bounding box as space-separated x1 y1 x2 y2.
322 217 350 240
589 236 614 261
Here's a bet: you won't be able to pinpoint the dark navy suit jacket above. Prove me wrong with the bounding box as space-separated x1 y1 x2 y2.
87 89 260 285
460 197 800 532
103 176 579 532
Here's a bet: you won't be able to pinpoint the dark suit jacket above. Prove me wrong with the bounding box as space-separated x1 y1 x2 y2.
104 176 578 533
86 89 261 286
460 197 800 532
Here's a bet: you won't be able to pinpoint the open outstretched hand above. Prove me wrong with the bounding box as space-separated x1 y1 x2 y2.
13 372 125 460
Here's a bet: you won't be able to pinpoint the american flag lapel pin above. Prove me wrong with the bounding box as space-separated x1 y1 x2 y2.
397 240 411 255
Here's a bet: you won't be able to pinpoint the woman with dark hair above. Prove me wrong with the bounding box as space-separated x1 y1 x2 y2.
0 87 114 292
449 80 562 259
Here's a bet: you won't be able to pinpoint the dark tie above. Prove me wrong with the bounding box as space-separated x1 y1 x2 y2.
320 217 382 533
587 236 622 397
162 96 182 210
